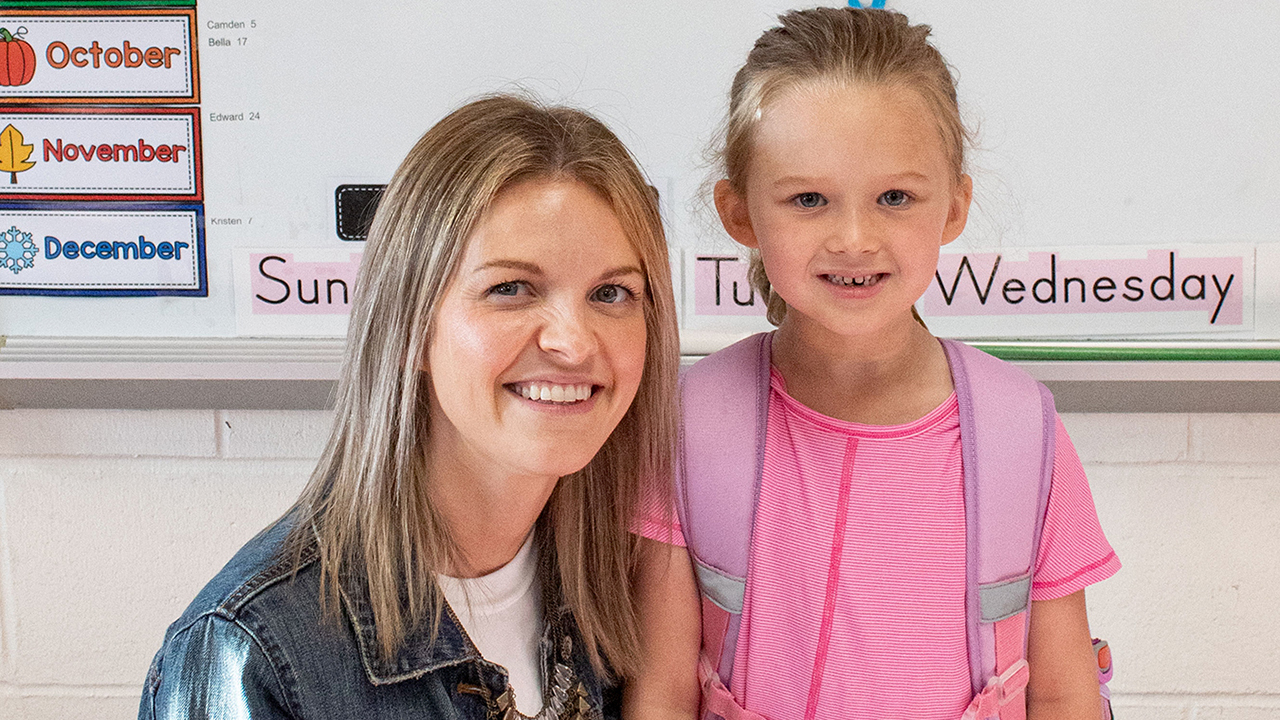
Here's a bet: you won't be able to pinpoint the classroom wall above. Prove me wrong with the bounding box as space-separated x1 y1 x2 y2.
0 408 1277 720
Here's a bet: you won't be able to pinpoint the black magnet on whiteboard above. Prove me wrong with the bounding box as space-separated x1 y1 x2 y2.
335 184 385 241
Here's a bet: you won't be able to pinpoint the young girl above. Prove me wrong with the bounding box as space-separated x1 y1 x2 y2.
628 8 1119 720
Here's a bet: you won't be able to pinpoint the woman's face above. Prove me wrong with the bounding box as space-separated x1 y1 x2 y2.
426 178 648 483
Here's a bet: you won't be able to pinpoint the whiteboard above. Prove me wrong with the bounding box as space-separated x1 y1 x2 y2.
1 0 1277 341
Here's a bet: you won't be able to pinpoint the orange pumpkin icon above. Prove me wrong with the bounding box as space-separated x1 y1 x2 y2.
0 28 36 87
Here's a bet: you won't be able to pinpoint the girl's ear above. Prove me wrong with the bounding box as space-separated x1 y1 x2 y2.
714 179 759 249
941 173 974 246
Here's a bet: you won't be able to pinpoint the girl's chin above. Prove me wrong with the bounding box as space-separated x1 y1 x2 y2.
786 304 924 340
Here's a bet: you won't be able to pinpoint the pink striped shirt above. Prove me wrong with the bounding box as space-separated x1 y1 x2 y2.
644 368 1119 720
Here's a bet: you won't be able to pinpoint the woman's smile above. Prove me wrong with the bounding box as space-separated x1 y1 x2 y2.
507 381 597 405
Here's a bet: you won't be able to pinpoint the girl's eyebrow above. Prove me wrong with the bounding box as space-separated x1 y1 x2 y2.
772 170 933 187
882 171 932 183
772 175 822 187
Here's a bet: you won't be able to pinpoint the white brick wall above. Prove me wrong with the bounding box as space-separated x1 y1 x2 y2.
1065 414 1280 720
0 410 312 720
1 409 1278 719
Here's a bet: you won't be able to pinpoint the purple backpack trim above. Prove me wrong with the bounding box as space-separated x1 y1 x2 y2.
944 338 1056 694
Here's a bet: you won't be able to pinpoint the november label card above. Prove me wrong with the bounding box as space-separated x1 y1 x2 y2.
0 107 201 200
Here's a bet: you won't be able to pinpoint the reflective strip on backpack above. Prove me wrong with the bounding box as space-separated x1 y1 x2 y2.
695 558 746 614
979 574 1033 623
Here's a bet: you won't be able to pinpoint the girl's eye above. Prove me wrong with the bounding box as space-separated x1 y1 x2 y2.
792 192 827 209
879 190 910 207
592 284 636 304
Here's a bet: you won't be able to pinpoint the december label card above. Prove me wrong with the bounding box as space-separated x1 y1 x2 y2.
0 201 205 296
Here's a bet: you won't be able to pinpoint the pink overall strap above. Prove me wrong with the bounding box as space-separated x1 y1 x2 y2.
677 332 772 704
943 339 1056 720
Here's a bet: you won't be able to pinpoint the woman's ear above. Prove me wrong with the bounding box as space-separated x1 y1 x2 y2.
714 179 759 250
941 173 974 246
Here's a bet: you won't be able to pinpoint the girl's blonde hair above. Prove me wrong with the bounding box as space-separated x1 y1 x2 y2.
288 94 679 679
722 7 970 325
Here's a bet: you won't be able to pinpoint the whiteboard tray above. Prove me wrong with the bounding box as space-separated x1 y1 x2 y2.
4 336 1280 412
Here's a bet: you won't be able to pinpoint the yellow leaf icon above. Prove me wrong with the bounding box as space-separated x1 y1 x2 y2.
0 124 35 184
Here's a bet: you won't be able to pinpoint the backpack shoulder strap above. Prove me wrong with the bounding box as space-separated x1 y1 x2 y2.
943 339 1056 720
677 332 771 700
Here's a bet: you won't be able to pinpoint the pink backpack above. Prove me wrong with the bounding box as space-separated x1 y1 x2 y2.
676 333 1112 720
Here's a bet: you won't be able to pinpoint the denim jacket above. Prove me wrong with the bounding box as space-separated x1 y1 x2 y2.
139 518 620 720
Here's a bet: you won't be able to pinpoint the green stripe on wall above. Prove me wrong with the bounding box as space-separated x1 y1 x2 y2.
973 345 1280 362
1 1 195 7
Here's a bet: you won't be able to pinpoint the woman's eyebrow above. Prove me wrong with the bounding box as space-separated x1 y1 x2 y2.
475 259 543 274
474 261 643 282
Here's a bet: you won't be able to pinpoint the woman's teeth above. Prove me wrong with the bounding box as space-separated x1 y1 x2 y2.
828 273 882 287
515 383 594 403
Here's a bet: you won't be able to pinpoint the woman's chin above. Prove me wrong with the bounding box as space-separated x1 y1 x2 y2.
520 445 603 479
520 447 600 481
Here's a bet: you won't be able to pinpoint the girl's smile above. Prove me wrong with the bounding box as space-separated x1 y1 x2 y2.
820 270 888 299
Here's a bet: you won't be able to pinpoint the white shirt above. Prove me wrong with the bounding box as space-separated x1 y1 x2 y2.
437 534 544 716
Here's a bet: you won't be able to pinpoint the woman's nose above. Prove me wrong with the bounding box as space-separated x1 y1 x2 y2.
537 304 598 365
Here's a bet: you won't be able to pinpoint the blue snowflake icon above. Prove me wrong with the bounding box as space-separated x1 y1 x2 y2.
0 225 37 274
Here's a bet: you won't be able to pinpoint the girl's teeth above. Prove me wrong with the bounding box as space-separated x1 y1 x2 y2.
518 383 594 404
831 274 880 286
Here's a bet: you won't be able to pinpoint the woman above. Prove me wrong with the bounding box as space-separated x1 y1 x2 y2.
139 95 680 720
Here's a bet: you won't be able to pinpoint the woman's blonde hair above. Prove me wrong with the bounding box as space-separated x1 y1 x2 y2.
721 7 970 325
288 94 679 679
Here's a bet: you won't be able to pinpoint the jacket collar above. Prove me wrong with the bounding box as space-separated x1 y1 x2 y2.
335 536 576 687
338 563 483 686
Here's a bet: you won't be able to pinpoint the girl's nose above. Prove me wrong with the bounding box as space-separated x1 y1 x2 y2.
826 210 880 254
537 304 598 366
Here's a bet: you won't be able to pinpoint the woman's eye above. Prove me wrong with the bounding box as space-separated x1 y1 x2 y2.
879 190 910 207
792 192 827 209
488 281 526 297
593 284 635 304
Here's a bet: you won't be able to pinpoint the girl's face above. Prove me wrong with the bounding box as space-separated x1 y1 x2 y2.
717 81 972 341
425 178 648 483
